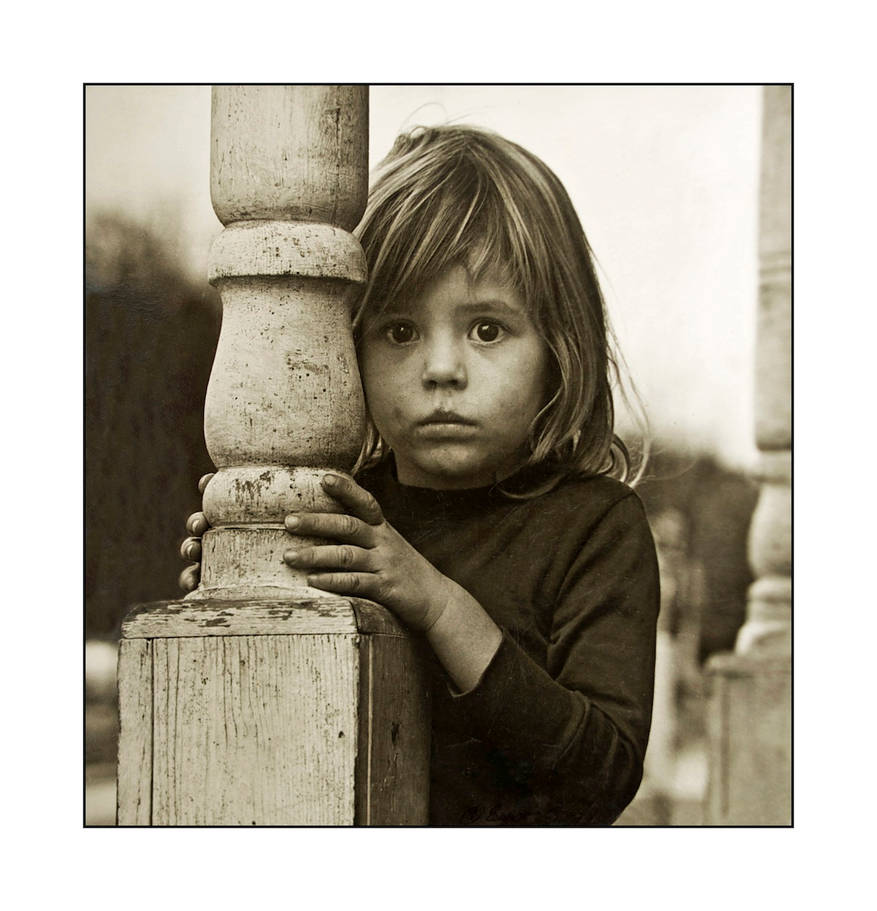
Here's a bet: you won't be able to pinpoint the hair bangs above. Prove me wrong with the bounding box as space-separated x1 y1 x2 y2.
355 135 540 326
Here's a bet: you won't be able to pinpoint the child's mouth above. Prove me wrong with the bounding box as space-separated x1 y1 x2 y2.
418 410 477 426
414 413 479 438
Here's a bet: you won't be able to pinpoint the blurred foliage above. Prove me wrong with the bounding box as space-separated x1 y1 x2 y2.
84 215 757 657
85 212 220 636
637 449 758 661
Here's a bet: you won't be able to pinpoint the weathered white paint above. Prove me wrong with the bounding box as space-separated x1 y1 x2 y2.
116 639 152 825
197 86 369 600
117 85 430 826
210 85 368 230
151 633 360 825
118 600 429 826
208 221 367 282
122 597 409 640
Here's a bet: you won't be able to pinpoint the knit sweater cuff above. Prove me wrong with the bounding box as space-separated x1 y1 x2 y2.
449 629 588 771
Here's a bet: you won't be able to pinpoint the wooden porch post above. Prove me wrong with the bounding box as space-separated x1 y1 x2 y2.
116 85 430 826
704 85 792 825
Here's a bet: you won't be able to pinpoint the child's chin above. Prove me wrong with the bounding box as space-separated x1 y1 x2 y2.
402 451 496 489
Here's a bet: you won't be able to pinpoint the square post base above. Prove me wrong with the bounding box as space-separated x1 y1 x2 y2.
704 652 791 825
117 597 430 825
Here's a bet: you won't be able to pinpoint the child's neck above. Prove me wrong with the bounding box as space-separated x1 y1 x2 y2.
392 452 528 491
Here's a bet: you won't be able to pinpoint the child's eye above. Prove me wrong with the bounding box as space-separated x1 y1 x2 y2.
468 320 505 343
384 321 418 344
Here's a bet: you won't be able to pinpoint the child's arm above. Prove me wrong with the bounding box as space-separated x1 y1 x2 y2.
438 491 660 823
283 473 502 692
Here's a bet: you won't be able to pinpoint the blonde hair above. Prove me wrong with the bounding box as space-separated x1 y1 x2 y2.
353 124 647 490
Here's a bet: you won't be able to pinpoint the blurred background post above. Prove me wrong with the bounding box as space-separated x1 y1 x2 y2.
704 85 792 825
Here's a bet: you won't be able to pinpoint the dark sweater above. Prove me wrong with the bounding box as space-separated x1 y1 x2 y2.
359 461 660 826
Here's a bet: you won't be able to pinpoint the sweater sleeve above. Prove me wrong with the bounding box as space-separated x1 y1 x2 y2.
446 492 660 823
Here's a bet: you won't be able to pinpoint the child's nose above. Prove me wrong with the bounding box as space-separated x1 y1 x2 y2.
421 339 467 389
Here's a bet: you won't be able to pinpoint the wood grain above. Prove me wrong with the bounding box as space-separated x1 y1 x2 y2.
210 85 368 230
118 597 430 825
200 86 369 599
151 634 359 825
116 638 153 825
355 634 430 825
122 597 408 640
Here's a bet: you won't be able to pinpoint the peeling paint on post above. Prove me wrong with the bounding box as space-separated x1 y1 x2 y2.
117 86 430 826
194 87 369 600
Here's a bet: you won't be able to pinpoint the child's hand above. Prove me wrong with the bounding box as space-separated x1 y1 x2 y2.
283 473 455 633
178 473 214 593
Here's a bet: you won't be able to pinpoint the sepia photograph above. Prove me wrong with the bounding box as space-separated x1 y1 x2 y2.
84 83 791 828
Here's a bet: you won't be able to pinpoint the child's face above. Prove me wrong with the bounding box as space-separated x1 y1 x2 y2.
359 265 551 489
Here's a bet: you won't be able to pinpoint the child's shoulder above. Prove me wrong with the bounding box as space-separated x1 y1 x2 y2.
528 471 647 532
512 473 655 578
529 469 638 510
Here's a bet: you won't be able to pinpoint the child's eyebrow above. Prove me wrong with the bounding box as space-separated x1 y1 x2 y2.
456 299 525 316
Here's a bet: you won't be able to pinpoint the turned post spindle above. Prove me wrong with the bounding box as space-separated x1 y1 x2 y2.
193 86 369 599
705 86 791 825
117 86 430 826
736 82 792 658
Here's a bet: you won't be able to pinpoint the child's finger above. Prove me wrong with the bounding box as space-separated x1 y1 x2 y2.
180 536 202 561
284 512 375 546
305 571 378 599
321 473 384 526
178 563 200 593
283 544 375 572
198 473 215 494
186 511 209 536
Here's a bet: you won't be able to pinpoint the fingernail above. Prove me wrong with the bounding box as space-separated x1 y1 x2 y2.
284 550 299 563
285 516 300 529
323 474 338 487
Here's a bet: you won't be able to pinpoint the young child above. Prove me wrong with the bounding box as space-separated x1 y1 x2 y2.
181 125 659 826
